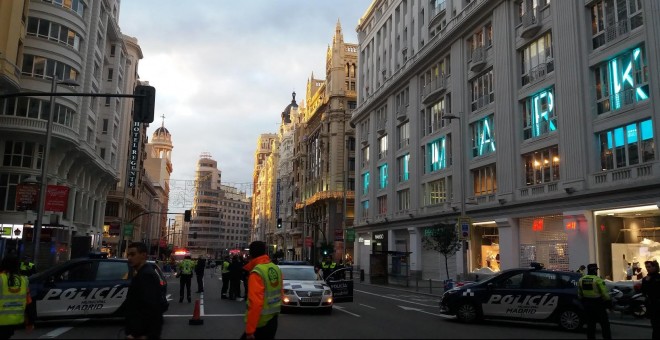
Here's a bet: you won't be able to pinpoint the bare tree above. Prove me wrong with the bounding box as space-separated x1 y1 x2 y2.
422 223 462 280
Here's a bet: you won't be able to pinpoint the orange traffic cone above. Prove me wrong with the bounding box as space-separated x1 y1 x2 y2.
189 299 204 325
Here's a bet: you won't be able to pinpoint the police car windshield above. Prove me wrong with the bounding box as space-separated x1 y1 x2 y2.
280 266 317 281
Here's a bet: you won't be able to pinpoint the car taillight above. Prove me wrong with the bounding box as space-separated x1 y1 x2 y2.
160 280 165 286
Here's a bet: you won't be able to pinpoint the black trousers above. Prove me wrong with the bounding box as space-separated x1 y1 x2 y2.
582 299 611 339
179 274 192 301
229 278 241 299
221 272 230 296
650 313 660 340
240 315 278 339
0 325 16 339
196 272 204 292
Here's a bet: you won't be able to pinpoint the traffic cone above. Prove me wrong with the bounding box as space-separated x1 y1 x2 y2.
189 299 204 325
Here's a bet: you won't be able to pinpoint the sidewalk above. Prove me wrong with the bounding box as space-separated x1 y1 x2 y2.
353 273 651 328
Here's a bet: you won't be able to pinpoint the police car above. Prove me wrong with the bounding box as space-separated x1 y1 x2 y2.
28 254 167 320
439 263 584 331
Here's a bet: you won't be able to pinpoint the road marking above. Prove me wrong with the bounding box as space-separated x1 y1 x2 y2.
398 305 445 317
200 293 205 316
164 314 243 317
333 305 361 317
359 303 376 309
166 293 173 302
39 319 89 339
355 289 438 308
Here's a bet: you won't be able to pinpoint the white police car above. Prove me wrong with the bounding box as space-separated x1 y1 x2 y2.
28 254 167 319
439 263 584 331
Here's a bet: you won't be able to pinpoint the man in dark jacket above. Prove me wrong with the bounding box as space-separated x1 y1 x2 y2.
123 242 165 339
643 260 660 339
195 256 206 293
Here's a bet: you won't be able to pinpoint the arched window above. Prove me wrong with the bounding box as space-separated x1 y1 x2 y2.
345 63 350 77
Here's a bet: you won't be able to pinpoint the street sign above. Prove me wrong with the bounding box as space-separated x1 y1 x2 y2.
123 223 134 237
457 217 471 240
346 228 355 242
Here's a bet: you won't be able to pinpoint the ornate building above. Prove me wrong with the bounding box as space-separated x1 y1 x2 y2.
189 152 222 257
251 134 277 242
144 116 173 254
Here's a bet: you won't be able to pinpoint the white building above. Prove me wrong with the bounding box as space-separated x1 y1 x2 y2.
218 184 251 255
189 152 222 257
351 0 660 282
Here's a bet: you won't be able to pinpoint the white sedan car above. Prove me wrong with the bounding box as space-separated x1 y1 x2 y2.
278 265 333 314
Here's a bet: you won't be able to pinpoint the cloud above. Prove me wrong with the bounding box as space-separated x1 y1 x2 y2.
119 0 371 205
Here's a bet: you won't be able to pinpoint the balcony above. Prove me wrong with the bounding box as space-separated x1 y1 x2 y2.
376 120 387 135
591 163 656 186
594 85 649 115
360 133 369 146
521 60 554 86
0 116 78 143
520 7 542 39
470 46 487 72
518 182 559 198
421 75 448 105
396 104 409 121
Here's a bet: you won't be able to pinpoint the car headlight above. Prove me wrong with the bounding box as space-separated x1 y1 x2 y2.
323 289 332 295
283 289 294 295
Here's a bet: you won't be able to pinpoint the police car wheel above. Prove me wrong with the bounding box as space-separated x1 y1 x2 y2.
456 302 480 323
557 309 582 331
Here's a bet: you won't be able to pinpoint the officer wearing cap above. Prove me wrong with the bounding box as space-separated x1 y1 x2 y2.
578 263 611 339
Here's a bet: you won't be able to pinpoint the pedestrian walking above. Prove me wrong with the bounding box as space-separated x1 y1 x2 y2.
241 241 283 339
0 256 35 339
195 256 206 293
122 242 166 339
578 263 612 340
220 256 231 299
642 259 660 339
178 255 194 303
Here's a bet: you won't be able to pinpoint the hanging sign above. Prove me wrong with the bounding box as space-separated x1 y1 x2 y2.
128 122 141 188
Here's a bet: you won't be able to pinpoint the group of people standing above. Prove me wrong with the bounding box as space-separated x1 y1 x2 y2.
577 260 660 339
220 256 249 300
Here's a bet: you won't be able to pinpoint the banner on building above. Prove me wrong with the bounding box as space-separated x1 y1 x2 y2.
15 184 69 212
44 185 70 212
128 122 141 188
276 179 280 219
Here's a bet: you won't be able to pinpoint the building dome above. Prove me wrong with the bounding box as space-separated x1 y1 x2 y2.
281 91 298 124
154 126 170 136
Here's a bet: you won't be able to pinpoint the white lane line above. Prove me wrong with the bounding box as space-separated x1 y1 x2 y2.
39 319 89 339
333 305 361 317
359 303 376 309
355 289 439 308
200 293 205 316
164 314 243 317
166 293 173 302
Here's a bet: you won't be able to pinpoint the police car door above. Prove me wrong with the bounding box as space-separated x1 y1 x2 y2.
84 260 130 316
481 271 526 318
37 261 95 318
520 271 561 320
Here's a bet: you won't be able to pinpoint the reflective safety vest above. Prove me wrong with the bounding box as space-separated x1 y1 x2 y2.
222 261 230 274
19 263 34 274
245 263 282 328
578 274 610 300
321 262 336 269
0 273 28 326
179 260 194 275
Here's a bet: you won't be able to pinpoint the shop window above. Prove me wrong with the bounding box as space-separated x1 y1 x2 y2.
598 119 654 171
470 114 496 157
2 141 43 170
519 215 568 271
523 145 560 185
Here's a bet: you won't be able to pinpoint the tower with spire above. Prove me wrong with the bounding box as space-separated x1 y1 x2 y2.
145 115 174 247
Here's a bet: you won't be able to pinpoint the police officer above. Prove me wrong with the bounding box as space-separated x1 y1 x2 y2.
576 265 586 276
220 257 231 299
321 256 337 280
177 255 194 303
19 257 36 277
578 263 611 340
0 256 35 339
642 259 660 339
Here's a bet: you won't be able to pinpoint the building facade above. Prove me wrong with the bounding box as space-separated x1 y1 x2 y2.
0 0 156 263
251 133 277 242
351 0 660 282
218 184 251 255
188 152 222 257
0 0 29 94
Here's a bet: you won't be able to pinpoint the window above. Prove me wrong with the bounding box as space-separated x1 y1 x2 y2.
467 23 492 57
110 44 116 57
0 97 74 128
397 154 410 182
21 54 79 81
378 135 388 159
56 262 94 282
378 164 388 189
107 68 113 81
523 88 557 140
598 119 654 170
102 119 108 134
376 106 388 132
426 137 447 173
362 172 370 195
96 261 128 281
591 0 643 50
521 32 553 86
473 164 497 196
518 0 551 22
105 97 111 106
397 189 410 211
594 46 649 115
423 96 448 135
494 272 524 289
377 195 387 215
470 114 496 157
100 148 106 160
523 146 560 185
424 178 447 205
470 69 494 112
2 141 43 169
398 122 410 148
525 272 558 289
362 146 370 168
361 200 369 219
26 17 82 50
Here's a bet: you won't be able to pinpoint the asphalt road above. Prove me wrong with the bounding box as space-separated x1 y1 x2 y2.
13 269 653 339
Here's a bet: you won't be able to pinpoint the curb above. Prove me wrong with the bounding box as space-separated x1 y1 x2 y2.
354 282 652 329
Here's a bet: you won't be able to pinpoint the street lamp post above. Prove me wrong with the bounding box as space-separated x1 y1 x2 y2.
443 113 468 279
32 73 78 267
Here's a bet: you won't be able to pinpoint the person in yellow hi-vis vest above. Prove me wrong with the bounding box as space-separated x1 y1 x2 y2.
241 241 283 339
0 256 35 339
578 263 611 340
177 256 195 303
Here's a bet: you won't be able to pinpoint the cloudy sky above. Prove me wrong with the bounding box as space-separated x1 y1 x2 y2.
118 1 371 208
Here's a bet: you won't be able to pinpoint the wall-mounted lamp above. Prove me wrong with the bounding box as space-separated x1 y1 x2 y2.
498 198 507 205
565 187 576 194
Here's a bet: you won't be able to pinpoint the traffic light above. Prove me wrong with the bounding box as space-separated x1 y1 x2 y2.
322 246 329 256
277 218 282 229
133 85 156 123
184 209 191 222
